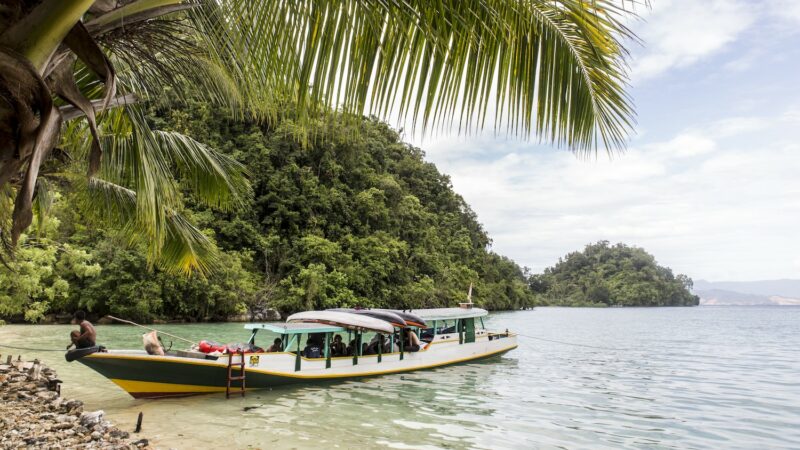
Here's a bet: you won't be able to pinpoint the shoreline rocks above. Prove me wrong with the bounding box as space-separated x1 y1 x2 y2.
249 305 282 322
0 356 150 449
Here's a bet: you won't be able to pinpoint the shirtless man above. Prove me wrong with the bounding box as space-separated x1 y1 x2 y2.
68 310 96 349
404 328 421 352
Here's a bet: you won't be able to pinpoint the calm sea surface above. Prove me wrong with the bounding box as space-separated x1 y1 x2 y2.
1 307 799 449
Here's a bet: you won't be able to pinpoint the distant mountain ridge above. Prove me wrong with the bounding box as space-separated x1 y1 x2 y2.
693 279 800 305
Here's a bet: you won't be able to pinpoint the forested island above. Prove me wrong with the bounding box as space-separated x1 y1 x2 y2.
0 107 703 323
0 100 534 324
0 102 700 323
529 241 700 307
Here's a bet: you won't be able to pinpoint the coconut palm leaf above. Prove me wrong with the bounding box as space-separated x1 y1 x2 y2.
58 105 246 275
152 129 251 211
192 0 638 153
0 0 640 270
78 176 219 275
31 178 54 236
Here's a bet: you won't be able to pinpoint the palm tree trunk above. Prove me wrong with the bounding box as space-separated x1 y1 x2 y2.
0 0 96 72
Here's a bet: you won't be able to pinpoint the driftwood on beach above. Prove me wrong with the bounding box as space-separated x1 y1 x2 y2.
0 355 150 449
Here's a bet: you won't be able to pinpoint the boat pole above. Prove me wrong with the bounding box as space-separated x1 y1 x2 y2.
106 316 197 346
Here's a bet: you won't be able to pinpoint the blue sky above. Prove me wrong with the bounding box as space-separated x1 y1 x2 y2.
408 0 800 282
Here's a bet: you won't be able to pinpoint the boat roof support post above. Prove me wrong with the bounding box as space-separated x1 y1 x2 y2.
285 335 297 352
399 329 404 360
295 336 302 372
325 332 331 369
458 319 464 344
479 317 485 330
248 329 258 345
352 331 360 365
378 333 382 363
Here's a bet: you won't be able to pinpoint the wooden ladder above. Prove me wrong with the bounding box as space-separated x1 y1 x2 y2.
226 350 246 398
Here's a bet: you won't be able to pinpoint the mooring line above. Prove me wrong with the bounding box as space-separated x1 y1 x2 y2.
0 343 64 352
513 332 640 352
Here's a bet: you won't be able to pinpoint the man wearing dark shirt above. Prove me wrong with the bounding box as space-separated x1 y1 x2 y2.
303 338 322 358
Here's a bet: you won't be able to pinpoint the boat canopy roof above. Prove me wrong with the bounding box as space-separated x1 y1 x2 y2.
410 307 488 321
328 308 407 327
246 308 486 334
287 310 395 333
244 322 345 334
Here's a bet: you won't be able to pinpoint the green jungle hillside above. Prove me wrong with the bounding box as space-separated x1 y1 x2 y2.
529 241 700 307
0 100 534 324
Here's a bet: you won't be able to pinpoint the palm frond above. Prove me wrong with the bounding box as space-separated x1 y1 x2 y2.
78 176 220 275
58 105 248 274
191 0 639 153
32 178 54 235
152 130 251 211
161 210 218 275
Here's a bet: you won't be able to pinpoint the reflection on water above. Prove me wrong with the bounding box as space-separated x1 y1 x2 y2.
2 307 800 449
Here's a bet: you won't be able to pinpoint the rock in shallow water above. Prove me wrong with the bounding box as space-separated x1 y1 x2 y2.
0 358 151 449
80 410 105 427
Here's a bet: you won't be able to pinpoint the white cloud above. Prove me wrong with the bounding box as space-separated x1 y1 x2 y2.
768 0 800 25
782 108 800 123
630 0 753 81
649 133 716 158
404 2 800 282
707 117 770 138
418 112 800 281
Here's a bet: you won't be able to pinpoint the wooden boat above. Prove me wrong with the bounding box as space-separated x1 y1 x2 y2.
70 307 517 399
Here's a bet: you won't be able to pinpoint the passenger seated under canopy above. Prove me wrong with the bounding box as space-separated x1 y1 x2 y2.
303 338 323 358
267 338 283 352
384 335 399 353
404 329 421 352
365 334 398 354
330 335 346 357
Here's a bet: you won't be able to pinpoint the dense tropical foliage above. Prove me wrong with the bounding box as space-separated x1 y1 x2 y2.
0 102 534 323
0 1 647 322
0 0 638 274
529 241 700 307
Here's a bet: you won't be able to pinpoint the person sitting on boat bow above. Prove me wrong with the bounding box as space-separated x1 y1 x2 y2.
68 311 96 350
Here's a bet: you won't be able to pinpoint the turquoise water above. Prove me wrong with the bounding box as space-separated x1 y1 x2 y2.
1 307 799 449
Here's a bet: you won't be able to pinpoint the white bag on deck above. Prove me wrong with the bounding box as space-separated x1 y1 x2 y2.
143 331 165 356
